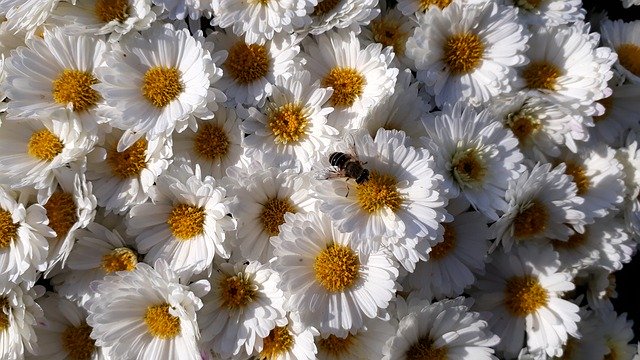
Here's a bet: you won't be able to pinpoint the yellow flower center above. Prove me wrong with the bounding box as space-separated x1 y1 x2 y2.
513 200 548 239
356 171 403 213
267 103 309 144
144 303 181 339
604 343 619 360
0 209 19 250
565 162 590 195
44 191 77 239
514 0 543 10
317 334 355 356
443 32 485 75
101 247 138 273
593 96 614 123
27 129 64 161
322 67 365 108
313 243 360 292
225 42 271 85
506 110 542 143
552 231 587 250
0 297 9 331
167 203 206 240
617 44 640 77
141 66 184 108
451 147 487 187
430 223 456 260
193 123 230 161
313 0 342 16
52 69 101 112
406 337 448 360
107 138 148 179
61 323 96 360
371 17 407 56
260 326 294 359
418 0 452 11
504 275 549 317
219 273 258 310
523 61 561 91
94 0 129 23
259 198 296 236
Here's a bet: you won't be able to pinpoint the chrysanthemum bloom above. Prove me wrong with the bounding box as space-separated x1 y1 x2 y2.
314 316 396 359
0 0 58 35
273 211 398 335
406 1 529 107
3 28 107 132
506 0 584 26
601 19 640 85
303 29 398 131
307 0 378 35
173 106 244 180
198 260 286 358
128 163 236 277
591 81 640 146
241 70 338 172
596 308 638 360
253 312 318 360
362 6 415 68
490 162 585 253
471 244 580 358
557 309 609 360
422 101 525 220
95 23 223 150
315 129 449 271
0 281 44 360
30 293 108 360
383 297 499 360
85 260 205 360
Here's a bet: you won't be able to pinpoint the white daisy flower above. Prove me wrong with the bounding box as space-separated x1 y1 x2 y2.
422 101 525 220
591 82 640 147
273 211 398 335
85 128 172 214
213 30 300 107
49 0 157 42
506 0 584 26
559 309 610 360
0 0 58 35
315 316 397 359
406 2 529 107
212 0 313 45
303 29 398 132
402 208 490 301
30 293 108 360
241 70 338 172
596 308 637 360
152 0 212 19
471 244 580 358
128 163 236 277
383 297 499 360
0 117 95 196
85 260 205 360
601 19 640 85
362 6 416 68
307 0 378 35
198 260 286 358
0 281 44 360
229 167 316 262
490 162 585 253
96 23 222 150
173 105 243 180
253 312 318 360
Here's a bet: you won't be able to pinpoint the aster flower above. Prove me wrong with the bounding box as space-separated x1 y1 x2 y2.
506 0 585 26
406 1 529 107
253 312 318 360
152 0 213 19
362 6 416 68
0 281 44 360
591 81 640 146
0 0 59 35
315 316 397 359
307 0 378 35
596 308 637 360
601 19 640 85
558 308 610 360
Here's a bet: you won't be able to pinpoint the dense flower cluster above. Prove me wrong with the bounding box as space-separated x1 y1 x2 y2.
0 0 639 359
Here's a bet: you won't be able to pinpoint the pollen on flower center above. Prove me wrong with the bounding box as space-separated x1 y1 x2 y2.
144 303 181 339
260 198 296 236
44 191 77 239
268 103 309 144
419 0 453 10
565 162 590 195
0 209 19 250
0 297 9 331
260 326 295 359
27 129 64 161
356 171 403 213
451 147 487 187
101 247 138 273
552 231 587 250
430 223 456 260
225 42 271 85
193 123 230 161
371 18 407 56
52 69 101 112
504 275 549 317
513 200 549 239
313 243 360 292
406 336 448 360
107 138 148 179
322 67 365 108
514 0 543 10
317 334 355 355
616 44 640 77
313 0 342 16
61 323 96 360
506 110 542 143
443 32 485 75
219 273 258 309
593 96 614 123
141 66 184 108
167 203 206 240
523 61 561 91
95 0 129 23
